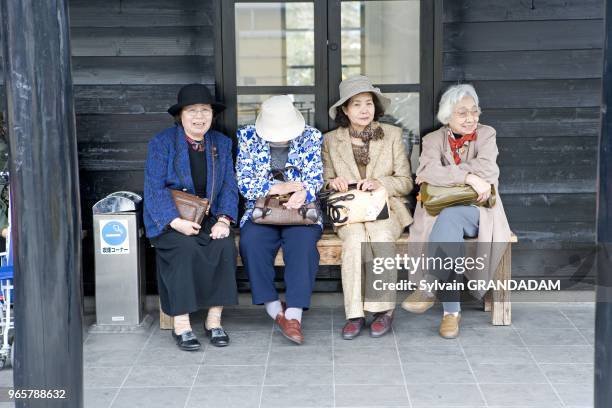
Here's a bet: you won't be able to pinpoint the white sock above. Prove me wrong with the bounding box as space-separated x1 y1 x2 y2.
265 300 283 320
285 307 303 323
443 311 460 316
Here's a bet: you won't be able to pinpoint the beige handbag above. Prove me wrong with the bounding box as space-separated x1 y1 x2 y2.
324 184 390 226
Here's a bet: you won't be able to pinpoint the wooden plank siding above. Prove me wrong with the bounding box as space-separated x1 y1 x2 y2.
66 0 218 294
443 0 603 282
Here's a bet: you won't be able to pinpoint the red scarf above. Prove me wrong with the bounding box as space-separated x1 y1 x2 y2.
185 135 205 152
447 129 476 164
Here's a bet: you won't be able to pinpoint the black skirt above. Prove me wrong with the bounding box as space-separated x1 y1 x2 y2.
150 217 238 316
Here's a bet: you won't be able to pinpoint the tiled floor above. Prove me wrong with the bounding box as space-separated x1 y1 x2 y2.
0 301 597 407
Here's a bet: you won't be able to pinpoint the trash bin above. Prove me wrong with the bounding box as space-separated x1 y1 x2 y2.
92 191 148 329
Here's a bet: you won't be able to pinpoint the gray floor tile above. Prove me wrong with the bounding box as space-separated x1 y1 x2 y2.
221 330 271 348
203 346 269 365
84 349 140 368
459 310 499 328
84 388 117 408
393 311 441 330
335 364 404 385
299 316 332 331
516 328 589 346
123 365 199 387
579 328 594 345
0 403 14 408
511 309 573 329
552 382 593 407
84 333 149 352
335 385 410 407
395 326 461 346
398 345 466 365
558 306 595 329
0 369 12 387
459 327 523 347
335 330 397 347
462 345 533 365
85 367 130 388
272 330 332 347
111 387 189 408
403 361 476 384
194 365 265 386
268 346 333 365
528 345 594 364
480 383 563 407
471 363 547 384
135 346 204 366
264 364 333 386
407 383 485 407
261 385 333 407
334 346 400 365
187 385 260 408
541 363 594 385
144 331 179 349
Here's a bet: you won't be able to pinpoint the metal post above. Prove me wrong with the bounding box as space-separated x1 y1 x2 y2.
595 1 612 407
1 0 83 406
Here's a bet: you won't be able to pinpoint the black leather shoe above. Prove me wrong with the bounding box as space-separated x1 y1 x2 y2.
171 330 201 351
206 327 230 347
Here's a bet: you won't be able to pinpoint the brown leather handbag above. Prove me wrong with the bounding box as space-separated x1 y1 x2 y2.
251 194 319 225
170 190 210 225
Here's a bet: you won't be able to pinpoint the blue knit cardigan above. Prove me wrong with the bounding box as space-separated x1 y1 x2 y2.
143 125 238 238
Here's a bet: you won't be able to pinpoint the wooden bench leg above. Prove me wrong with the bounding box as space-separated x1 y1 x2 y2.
159 299 174 330
491 243 512 326
483 290 492 312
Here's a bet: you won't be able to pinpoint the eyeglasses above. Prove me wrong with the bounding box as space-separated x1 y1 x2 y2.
454 108 481 120
183 108 213 117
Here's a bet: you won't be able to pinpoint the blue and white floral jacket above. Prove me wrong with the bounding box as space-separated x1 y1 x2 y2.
235 125 324 227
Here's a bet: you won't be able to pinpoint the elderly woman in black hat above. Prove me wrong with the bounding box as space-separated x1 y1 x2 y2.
144 84 239 350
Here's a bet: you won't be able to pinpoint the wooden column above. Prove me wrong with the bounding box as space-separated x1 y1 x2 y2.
1 0 83 406
595 1 612 407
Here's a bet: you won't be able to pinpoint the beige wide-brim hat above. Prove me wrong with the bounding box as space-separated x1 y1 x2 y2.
255 95 306 143
328 75 391 119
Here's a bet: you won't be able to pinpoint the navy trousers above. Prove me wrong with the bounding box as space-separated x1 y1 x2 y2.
239 220 322 309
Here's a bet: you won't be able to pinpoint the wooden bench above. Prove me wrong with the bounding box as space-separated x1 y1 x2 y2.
159 232 517 329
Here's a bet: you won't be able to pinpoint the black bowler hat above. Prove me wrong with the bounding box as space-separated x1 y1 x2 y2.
167 84 226 116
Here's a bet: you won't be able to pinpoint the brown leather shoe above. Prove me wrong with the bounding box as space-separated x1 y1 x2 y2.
342 317 365 340
275 312 304 345
401 290 436 314
439 313 461 339
370 312 393 338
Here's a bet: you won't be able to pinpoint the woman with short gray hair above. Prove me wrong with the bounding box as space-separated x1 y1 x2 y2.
401 83 512 338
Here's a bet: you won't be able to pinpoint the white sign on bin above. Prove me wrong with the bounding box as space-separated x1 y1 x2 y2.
99 219 130 255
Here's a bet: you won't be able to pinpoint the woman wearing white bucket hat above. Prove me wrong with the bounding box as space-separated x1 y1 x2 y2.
236 95 324 345
323 75 413 340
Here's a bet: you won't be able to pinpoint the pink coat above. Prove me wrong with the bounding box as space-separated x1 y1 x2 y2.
409 124 512 285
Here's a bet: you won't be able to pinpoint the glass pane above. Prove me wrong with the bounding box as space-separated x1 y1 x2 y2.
235 2 315 86
341 1 420 84
379 92 419 170
380 92 419 147
237 94 316 127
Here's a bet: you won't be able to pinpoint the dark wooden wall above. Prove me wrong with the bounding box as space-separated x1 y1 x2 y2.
443 0 603 283
0 0 604 294
1 0 218 294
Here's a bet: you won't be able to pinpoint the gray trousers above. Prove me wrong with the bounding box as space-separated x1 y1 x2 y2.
427 205 480 313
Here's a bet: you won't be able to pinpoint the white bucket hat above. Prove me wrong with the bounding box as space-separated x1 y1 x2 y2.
328 75 391 119
255 95 306 143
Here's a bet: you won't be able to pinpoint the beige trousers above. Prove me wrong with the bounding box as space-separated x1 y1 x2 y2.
337 217 403 319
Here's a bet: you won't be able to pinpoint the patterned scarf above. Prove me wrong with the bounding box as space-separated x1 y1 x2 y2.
185 135 205 152
447 128 476 164
348 123 384 166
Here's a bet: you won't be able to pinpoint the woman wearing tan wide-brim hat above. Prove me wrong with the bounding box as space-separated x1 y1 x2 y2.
322 75 413 340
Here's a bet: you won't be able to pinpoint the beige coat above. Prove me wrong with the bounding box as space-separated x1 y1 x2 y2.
409 124 512 287
322 123 414 230
323 123 413 318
